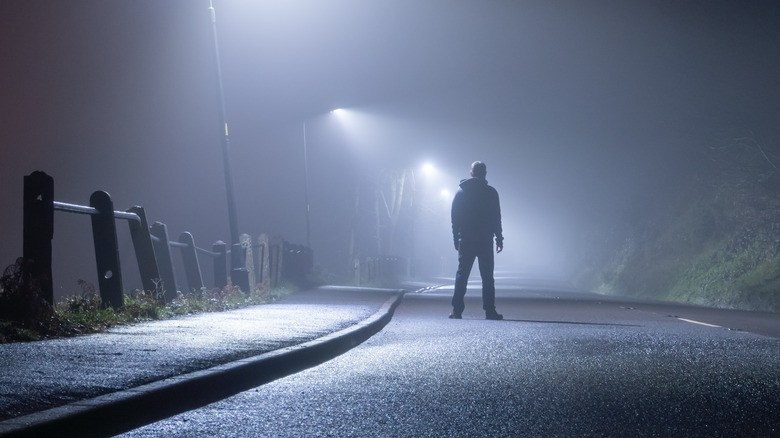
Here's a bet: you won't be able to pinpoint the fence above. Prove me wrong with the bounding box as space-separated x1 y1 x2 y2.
354 256 408 286
21 171 312 309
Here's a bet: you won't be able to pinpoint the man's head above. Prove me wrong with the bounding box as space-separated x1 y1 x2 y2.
470 161 487 179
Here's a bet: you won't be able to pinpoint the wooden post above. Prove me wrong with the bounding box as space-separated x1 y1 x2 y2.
256 234 269 291
280 243 313 284
126 206 160 294
269 236 284 289
150 222 177 302
241 234 255 292
90 190 123 309
251 237 261 289
212 241 227 289
231 242 250 293
178 232 204 293
23 171 54 304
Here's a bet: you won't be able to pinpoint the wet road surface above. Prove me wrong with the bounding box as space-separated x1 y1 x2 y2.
121 278 780 437
0 287 395 422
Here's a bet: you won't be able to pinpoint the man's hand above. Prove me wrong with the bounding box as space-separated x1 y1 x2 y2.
496 244 503 254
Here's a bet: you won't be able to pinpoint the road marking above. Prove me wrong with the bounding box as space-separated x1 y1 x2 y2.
677 317 721 328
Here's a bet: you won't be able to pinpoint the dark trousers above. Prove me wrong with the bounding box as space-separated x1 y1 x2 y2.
452 239 496 314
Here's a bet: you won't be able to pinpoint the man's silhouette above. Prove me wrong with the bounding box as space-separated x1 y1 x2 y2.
450 161 504 320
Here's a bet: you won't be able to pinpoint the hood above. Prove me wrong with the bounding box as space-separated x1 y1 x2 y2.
459 177 488 190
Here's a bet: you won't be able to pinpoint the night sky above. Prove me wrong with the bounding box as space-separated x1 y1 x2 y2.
2 0 779 297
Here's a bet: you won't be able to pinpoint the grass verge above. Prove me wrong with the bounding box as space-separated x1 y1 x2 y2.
0 259 296 343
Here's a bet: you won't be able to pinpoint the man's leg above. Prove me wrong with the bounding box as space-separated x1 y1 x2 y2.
476 241 497 313
452 244 476 317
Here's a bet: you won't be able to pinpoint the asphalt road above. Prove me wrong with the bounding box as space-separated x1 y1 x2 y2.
120 276 780 437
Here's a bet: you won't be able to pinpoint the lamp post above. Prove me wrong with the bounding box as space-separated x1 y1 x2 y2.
302 121 311 248
302 109 343 249
208 0 248 290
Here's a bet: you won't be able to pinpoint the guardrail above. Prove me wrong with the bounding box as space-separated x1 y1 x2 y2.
358 256 408 286
21 171 311 310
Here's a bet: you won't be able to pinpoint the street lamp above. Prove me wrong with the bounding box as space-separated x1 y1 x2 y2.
302 120 311 248
421 162 436 177
302 109 343 248
208 0 248 290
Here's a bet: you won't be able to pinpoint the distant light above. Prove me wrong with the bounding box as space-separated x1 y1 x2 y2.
421 162 436 176
331 108 345 115
440 189 451 198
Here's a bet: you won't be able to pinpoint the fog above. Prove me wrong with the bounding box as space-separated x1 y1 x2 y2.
2 0 779 297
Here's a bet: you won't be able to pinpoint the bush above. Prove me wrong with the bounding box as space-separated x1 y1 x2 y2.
0 258 56 337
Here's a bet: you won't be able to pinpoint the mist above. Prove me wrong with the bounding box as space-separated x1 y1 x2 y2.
2 0 779 299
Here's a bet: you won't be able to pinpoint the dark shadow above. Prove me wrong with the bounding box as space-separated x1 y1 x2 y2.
492 318 639 327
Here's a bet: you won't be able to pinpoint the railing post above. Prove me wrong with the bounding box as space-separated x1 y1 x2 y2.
23 171 54 305
126 206 160 294
178 232 204 293
281 242 294 282
269 236 284 289
353 258 361 286
212 241 227 289
241 234 255 292
89 190 123 310
257 234 269 291
250 238 261 289
280 243 313 284
150 221 177 303
231 243 250 292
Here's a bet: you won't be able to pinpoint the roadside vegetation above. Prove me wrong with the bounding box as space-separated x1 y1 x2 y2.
0 258 295 343
573 134 780 313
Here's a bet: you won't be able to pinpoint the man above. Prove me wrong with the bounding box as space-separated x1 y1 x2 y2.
450 161 504 320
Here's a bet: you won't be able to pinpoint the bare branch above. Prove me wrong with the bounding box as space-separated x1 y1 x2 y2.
734 134 779 172
755 141 779 172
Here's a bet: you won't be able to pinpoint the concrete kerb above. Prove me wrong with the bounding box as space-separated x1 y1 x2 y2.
0 290 407 438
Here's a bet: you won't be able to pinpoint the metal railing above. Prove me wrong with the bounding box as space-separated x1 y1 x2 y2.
53 201 141 222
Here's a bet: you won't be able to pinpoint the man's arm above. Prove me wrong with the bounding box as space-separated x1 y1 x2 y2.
493 188 503 253
451 192 461 251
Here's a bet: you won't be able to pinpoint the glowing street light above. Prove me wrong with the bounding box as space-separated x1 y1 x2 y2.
422 162 436 177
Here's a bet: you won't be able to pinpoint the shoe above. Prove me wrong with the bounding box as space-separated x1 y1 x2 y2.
448 313 462 319
485 311 503 320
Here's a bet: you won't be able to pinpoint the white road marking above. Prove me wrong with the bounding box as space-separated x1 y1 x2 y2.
677 317 721 328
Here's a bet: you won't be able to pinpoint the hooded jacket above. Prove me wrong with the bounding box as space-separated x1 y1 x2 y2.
451 177 503 248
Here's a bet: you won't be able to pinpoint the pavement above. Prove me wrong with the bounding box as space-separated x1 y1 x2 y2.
0 285 407 438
